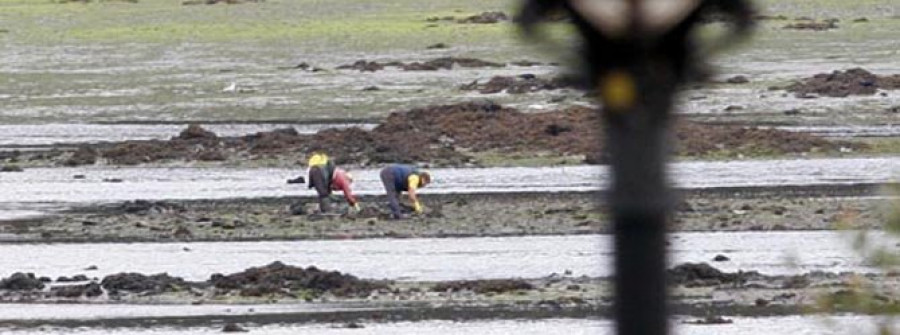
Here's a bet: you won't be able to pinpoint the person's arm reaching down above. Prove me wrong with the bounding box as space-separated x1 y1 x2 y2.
407 175 423 214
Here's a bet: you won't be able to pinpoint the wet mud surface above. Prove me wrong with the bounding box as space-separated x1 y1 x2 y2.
2 102 867 169
1 185 890 243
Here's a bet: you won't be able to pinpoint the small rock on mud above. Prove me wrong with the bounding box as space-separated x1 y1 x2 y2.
177 124 218 141
783 18 838 31
683 315 733 325
458 11 509 24
289 202 307 216
222 323 248 332
725 75 749 84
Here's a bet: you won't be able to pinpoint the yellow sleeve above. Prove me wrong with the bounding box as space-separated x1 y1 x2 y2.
407 175 420 190
307 153 328 167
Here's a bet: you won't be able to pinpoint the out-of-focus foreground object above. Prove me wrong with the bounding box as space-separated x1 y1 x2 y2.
517 1 755 334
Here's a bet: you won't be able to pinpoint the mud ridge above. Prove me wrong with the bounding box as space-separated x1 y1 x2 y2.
1 263 897 326
5 102 866 168
0 262 386 302
783 68 900 98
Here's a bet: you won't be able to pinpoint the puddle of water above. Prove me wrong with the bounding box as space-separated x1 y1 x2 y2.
0 231 892 282
1 315 898 335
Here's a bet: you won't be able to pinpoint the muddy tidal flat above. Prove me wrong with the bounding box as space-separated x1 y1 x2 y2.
1 0 899 333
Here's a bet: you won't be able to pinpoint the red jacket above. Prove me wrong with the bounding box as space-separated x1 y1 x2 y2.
331 168 357 206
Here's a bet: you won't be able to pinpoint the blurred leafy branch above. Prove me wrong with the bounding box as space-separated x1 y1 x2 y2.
815 184 900 333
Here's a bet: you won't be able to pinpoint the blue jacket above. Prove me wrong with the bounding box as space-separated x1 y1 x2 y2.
390 164 418 192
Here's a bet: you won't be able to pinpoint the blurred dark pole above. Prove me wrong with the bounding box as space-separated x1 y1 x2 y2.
607 1 671 334
605 63 676 335
517 1 754 334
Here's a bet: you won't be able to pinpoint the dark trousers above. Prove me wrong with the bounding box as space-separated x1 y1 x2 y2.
309 166 331 212
380 168 401 219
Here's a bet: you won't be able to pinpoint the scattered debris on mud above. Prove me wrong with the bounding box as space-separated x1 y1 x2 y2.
510 60 547 67
431 279 534 294
425 16 456 23
336 57 504 72
116 200 186 215
784 68 900 98
668 263 762 287
274 62 327 72
460 74 578 94
783 18 839 31
698 10 790 24
683 315 733 325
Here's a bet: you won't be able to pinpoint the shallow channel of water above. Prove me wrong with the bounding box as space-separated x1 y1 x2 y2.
0 231 894 282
